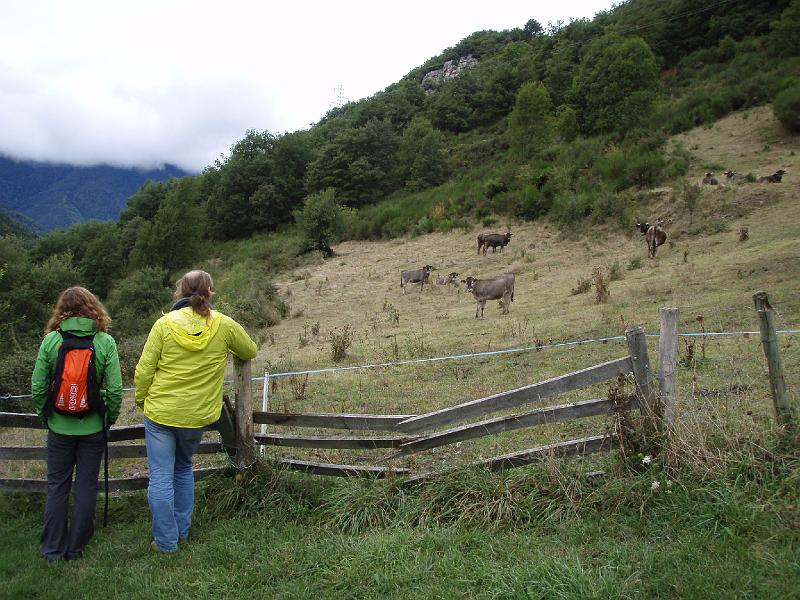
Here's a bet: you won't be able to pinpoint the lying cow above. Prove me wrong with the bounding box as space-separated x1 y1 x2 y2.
723 170 746 185
480 232 513 255
701 172 719 185
636 220 667 258
436 272 459 286
400 265 434 294
757 169 786 183
461 273 515 319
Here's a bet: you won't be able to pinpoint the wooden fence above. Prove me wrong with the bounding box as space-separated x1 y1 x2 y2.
1 297 793 493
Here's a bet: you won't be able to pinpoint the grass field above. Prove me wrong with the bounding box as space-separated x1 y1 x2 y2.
1 107 799 598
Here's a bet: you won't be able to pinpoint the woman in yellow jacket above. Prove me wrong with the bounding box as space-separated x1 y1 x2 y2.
135 270 257 553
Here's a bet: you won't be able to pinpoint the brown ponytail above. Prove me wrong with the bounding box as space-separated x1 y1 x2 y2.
173 270 213 318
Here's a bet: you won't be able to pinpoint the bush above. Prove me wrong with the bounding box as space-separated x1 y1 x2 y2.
485 178 508 199
550 194 593 230
571 276 592 295
593 267 611 304
515 185 553 221
627 256 643 270
773 81 800 133
106 267 171 336
330 325 353 362
609 260 623 281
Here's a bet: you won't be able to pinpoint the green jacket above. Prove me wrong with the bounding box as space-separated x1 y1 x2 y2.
31 317 123 435
134 307 257 428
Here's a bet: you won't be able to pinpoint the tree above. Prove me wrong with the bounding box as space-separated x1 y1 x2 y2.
769 0 800 57
79 222 124 298
130 177 205 272
523 18 543 38
397 117 448 190
305 119 400 206
773 80 800 133
508 81 554 160
426 71 481 133
570 35 660 136
294 189 348 256
119 181 168 223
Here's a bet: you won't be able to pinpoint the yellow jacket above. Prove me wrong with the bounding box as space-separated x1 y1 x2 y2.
134 307 258 428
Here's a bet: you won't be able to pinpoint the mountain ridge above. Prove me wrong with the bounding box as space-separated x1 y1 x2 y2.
0 156 188 232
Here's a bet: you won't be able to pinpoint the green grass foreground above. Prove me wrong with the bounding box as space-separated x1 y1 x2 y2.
2 450 798 600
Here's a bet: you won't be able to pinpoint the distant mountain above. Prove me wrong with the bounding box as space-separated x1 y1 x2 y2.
0 156 188 232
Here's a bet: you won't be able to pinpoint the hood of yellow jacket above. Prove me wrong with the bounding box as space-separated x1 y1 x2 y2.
164 307 221 351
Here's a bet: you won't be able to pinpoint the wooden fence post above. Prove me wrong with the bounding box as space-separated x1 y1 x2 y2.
233 357 255 470
260 370 270 457
753 291 796 428
626 326 660 430
658 308 679 433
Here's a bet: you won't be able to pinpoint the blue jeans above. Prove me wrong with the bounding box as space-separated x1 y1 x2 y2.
144 417 204 552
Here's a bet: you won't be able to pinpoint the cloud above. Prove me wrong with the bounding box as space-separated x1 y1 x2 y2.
0 1 615 171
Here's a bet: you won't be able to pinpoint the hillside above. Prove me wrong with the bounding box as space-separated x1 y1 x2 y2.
0 156 187 231
261 106 798 375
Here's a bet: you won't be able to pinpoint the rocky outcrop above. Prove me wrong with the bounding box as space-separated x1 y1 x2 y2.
421 55 479 94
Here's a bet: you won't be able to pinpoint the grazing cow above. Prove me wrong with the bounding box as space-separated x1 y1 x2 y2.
481 232 513 255
702 172 719 185
400 265 434 294
477 233 485 255
436 272 459 286
757 169 786 183
461 273 515 319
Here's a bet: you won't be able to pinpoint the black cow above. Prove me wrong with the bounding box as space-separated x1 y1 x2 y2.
480 232 513 255
757 169 786 183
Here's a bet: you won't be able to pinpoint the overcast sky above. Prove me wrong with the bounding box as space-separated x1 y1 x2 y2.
0 0 616 172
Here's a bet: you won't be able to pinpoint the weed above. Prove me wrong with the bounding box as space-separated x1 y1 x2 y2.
627 256 643 270
571 276 592 296
290 373 309 401
329 325 353 362
298 323 310 348
382 300 400 325
310 321 321 337
609 260 623 281
739 227 749 242
593 267 611 304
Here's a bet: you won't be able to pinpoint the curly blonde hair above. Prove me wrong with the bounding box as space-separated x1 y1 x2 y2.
46 286 111 333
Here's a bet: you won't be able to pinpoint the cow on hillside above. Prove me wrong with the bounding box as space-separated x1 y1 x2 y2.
723 170 746 184
702 172 719 185
436 272 459 286
461 273 515 319
400 265 434 294
480 232 513 255
757 169 786 183
636 220 667 258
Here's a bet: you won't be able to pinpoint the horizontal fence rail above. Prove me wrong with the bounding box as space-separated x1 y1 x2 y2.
253 412 414 431
397 356 633 433
391 397 622 459
255 433 417 450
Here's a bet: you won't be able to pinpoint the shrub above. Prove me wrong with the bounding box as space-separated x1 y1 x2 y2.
609 260 623 281
515 184 553 221
571 276 592 295
550 193 593 230
627 256 643 270
330 325 353 362
773 81 800 133
485 178 508 199
593 267 611 304
106 267 171 336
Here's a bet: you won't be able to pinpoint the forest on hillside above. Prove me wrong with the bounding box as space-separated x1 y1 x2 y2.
1 0 799 392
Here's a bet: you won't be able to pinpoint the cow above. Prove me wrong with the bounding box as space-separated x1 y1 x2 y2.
723 170 745 184
461 273 515 319
702 172 719 185
481 232 513 255
400 265 434 294
477 233 485 255
436 272 459 286
757 169 786 183
635 221 667 258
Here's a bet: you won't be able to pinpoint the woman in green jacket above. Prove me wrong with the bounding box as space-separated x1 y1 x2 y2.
31 286 123 562
135 270 257 553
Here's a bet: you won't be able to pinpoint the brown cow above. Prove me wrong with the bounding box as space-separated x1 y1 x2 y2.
400 265 434 294
436 272 459 286
461 273 515 318
635 221 667 258
702 172 719 185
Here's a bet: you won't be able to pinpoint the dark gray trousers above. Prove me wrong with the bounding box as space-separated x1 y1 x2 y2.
40 429 104 561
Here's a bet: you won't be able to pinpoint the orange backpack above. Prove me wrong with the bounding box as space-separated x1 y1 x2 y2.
45 332 104 419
